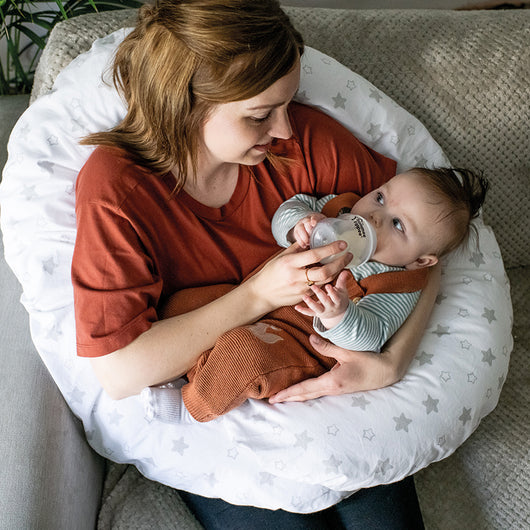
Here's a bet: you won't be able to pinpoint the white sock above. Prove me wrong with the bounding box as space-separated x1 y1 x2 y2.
141 382 196 424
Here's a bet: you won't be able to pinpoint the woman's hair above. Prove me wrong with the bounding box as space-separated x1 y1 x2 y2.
409 166 489 256
82 0 304 190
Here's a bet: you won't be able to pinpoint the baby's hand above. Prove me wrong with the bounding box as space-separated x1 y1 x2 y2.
290 213 326 249
295 270 350 329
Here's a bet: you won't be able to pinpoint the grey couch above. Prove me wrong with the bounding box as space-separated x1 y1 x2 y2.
1 7 528 530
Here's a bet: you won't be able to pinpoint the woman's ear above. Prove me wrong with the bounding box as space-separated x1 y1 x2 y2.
405 254 438 270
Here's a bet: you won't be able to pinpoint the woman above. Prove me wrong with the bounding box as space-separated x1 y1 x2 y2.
72 0 436 527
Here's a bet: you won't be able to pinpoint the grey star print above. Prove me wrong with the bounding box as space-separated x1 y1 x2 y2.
42 257 58 274
394 413 412 432
375 458 393 476
469 252 486 267
459 407 472 425
332 92 347 109
323 455 342 473
351 395 371 410
367 122 382 141
172 437 189 456
481 348 496 366
422 395 439 414
482 308 496 324
432 324 450 337
294 431 314 450
416 351 434 365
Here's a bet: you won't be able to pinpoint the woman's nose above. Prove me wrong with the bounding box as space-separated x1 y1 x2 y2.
269 109 292 140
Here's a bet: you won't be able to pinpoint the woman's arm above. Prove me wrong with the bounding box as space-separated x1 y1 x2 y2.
90 241 353 400
269 263 441 403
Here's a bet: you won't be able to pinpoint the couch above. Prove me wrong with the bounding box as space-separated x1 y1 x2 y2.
0 6 528 529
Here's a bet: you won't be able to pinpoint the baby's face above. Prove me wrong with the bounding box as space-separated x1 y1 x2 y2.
351 171 449 269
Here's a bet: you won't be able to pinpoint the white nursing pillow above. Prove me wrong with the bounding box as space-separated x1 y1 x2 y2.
0 29 512 512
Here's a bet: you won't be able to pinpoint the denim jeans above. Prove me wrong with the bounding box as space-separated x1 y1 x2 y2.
179 475 424 529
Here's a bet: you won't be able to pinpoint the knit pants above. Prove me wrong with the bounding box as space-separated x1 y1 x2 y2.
161 284 335 422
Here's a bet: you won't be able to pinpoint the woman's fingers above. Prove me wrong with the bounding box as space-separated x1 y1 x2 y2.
269 370 341 403
269 335 398 403
249 241 352 310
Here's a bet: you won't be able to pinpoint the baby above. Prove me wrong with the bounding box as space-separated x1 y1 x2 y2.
143 167 488 422
272 166 488 352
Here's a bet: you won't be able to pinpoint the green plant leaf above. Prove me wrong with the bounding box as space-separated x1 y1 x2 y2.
1 0 140 95
12 21 47 48
53 0 68 19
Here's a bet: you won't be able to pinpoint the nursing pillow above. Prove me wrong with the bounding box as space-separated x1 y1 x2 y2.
0 29 512 512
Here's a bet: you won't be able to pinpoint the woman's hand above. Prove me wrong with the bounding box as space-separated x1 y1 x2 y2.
247 241 353 312
268 334 398 403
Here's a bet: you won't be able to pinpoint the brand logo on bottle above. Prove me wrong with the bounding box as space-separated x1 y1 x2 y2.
352 217 366 239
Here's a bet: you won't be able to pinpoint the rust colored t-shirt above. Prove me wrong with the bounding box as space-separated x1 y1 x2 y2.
72 102 396 357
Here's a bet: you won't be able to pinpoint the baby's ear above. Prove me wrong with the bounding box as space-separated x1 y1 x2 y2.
405 255 438 270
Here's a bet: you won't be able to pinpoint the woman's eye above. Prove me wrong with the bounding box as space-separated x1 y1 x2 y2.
249 112 271 123
393 218 404 232
376 192 384 205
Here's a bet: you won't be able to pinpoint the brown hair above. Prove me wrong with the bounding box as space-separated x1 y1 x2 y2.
82 0 304 191
409 167 489 256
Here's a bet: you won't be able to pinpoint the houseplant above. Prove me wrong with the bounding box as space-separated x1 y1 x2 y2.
0 0 141 95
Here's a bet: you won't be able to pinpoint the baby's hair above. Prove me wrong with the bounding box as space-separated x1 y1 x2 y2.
409 166 489 256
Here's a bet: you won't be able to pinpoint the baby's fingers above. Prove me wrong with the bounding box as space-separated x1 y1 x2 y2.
310 284 335 309
335 270 351 290
298 293 324 314
323 284 342 306
294 302 317 317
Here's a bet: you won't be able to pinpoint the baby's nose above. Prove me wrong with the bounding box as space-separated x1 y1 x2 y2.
369 211 381 227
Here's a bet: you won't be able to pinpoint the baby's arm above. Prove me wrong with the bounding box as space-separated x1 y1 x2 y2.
300 284 421 352
271 193 335 248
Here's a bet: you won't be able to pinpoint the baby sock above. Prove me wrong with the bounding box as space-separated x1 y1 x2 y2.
141 381 196 424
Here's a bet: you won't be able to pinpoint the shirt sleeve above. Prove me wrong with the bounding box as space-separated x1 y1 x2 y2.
313 290 421 352
271 193 335 247
72 200 161 357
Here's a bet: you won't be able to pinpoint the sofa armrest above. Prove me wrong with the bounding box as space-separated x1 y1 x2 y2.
0 234 106 528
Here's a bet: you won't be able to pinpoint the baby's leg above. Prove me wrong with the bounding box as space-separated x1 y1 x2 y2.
141 379 196 423
183 307 335 422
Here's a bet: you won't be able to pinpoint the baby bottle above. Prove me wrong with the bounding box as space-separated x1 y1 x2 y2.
310 214 377 267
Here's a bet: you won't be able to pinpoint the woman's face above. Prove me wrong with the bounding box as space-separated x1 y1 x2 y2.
200 59 301 168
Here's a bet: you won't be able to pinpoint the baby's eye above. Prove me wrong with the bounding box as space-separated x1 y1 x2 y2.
376 192 384 205
393 218 404 232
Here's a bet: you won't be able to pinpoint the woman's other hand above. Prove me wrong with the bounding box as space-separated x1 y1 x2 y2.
268 334 398 403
